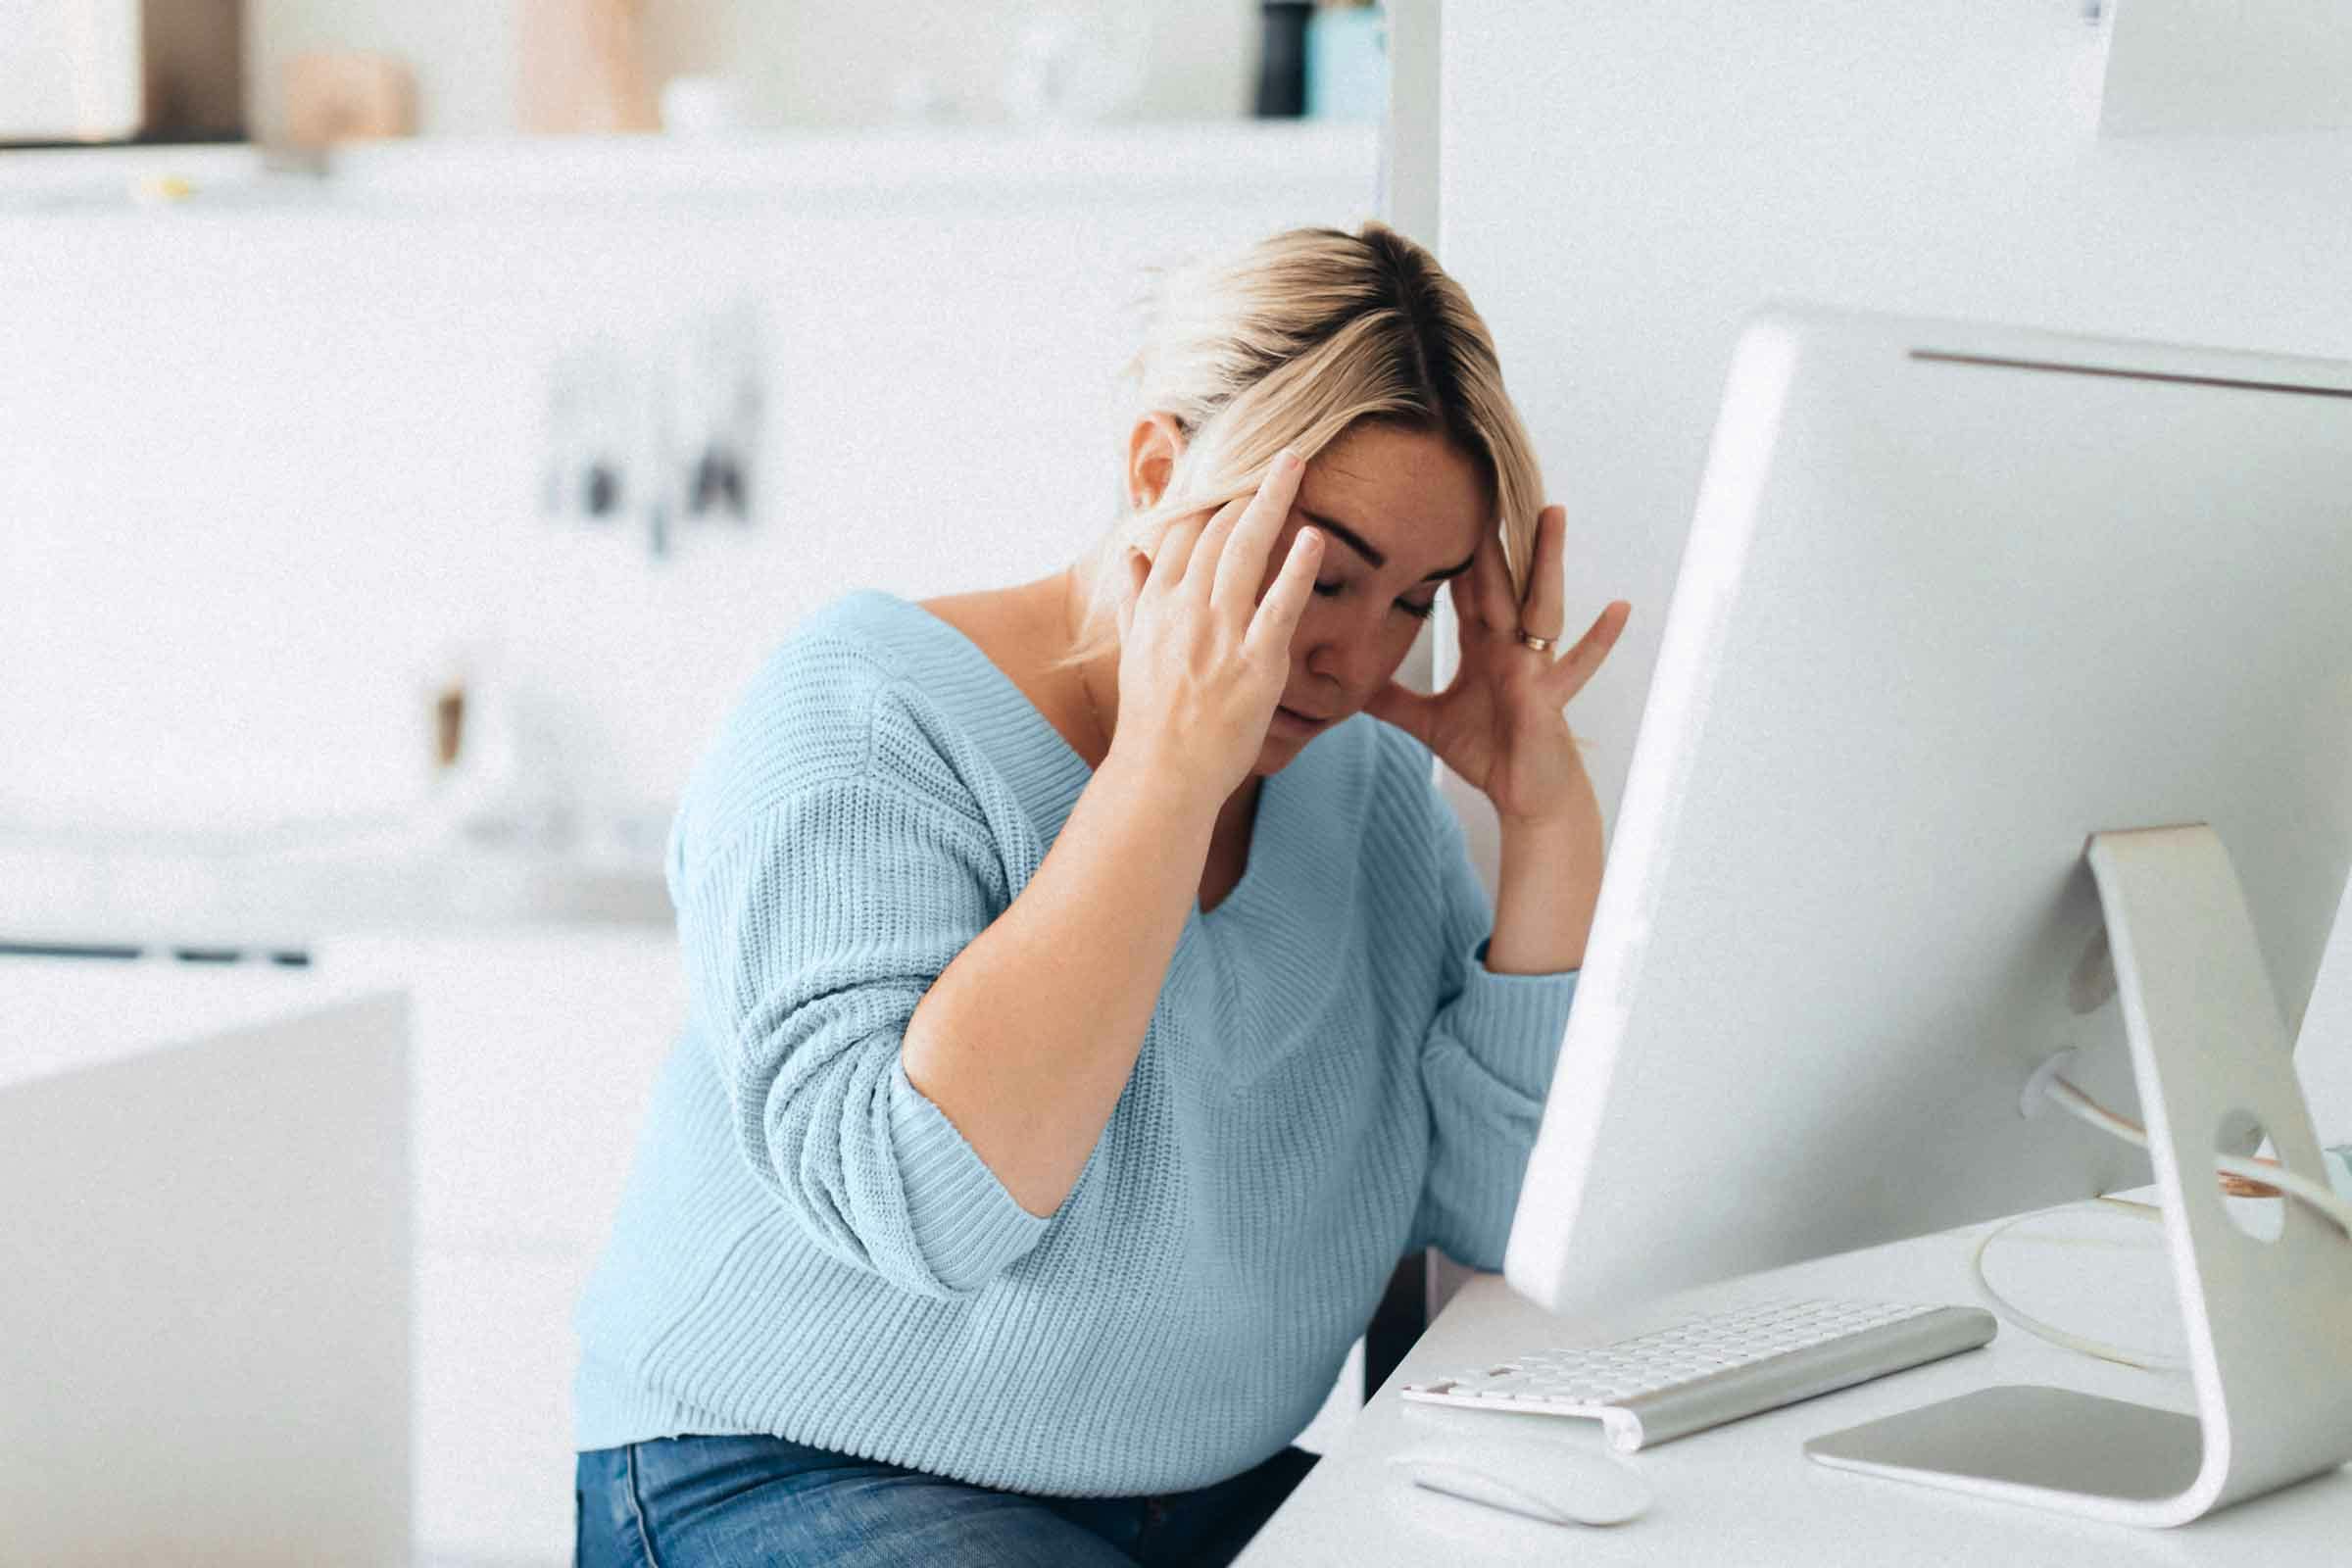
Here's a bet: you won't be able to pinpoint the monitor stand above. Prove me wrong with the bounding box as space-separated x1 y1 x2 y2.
1805 823 2352 1526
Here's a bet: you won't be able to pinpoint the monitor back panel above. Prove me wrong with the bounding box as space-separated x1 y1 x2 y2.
1507 307 2352 1316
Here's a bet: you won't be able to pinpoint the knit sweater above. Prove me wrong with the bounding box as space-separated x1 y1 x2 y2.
570 589 1582 1496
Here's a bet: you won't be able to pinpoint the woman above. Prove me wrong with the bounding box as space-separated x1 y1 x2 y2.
573 220 1632 1566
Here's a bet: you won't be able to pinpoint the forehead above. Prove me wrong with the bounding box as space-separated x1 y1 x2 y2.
1299 422 1492 573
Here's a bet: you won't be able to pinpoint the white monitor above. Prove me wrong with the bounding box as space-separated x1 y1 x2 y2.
1505 304 2352 1321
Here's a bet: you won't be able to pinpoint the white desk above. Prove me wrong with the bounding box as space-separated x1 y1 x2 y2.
1240 1209 2351 1564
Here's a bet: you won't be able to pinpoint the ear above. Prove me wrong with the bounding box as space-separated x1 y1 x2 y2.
1126 412 1187 511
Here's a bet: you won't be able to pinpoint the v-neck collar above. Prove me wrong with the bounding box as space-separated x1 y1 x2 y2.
846 589 1097 850
842 588 1368 1087
862 588 1308 915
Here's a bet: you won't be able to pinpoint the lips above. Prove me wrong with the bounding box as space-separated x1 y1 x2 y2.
1275 704 1331 726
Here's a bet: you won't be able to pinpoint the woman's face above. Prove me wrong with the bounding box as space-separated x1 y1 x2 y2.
1248 421 1492 774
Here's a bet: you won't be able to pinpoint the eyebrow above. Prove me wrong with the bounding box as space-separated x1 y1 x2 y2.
1299 508 1477 581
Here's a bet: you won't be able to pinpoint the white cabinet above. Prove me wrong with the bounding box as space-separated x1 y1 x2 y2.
330 927 684 1567
0 962 413 1562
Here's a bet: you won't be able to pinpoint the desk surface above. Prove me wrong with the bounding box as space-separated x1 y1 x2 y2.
1240 1210 2350 1564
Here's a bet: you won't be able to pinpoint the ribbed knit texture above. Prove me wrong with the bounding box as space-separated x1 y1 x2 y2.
570 589 1581 1496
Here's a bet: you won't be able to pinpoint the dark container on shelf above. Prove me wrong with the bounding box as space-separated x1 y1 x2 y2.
1254 1 1314 118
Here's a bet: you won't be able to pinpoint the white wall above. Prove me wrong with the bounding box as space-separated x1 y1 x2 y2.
0 128 1374 844
1434 3 2352 1125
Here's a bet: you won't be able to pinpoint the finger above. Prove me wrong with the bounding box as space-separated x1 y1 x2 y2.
1213 450 1307 617
1363 679 1441 747
1179 495 1252 606
1148 512 1211 594
1540 600 1633 703
1520 506 1568 642
1115 546 1149 640
1465 524 1516 633
1243 524 1323 660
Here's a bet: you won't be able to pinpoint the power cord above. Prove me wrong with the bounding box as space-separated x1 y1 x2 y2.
1964 1200 2182 1373
2040 1076 2352 1241
1966 1075 2352 1371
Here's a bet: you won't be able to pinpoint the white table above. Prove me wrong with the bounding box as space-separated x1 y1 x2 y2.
1240 1208 2351 1564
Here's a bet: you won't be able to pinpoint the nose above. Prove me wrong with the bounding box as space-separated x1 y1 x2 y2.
1301 612 1388 703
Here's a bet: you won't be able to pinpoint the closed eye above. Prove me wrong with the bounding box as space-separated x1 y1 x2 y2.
1315 581 1440 620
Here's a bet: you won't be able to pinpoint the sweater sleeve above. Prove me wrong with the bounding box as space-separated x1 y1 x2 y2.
1406 784 1582 1272
670 740 1052 1302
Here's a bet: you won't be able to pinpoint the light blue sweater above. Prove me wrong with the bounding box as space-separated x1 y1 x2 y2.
570 589 1581 1495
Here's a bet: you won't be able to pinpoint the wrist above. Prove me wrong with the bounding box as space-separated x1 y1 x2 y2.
1496 799 1603 854
1490 801 1606 975
1493 749 1602 836
1093 743 1227 835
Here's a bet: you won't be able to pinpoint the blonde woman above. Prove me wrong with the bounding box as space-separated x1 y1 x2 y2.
572 221 1632 1566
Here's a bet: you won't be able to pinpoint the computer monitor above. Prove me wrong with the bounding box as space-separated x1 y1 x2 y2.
1505 304 2352 1322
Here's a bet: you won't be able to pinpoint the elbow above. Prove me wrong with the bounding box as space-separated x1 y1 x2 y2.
748 1048 1054 1302
754 1121 1035 1302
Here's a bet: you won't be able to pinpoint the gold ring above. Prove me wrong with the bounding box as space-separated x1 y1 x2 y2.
1515 628 1556 654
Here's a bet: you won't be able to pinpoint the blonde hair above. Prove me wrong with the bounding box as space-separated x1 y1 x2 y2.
1065 220 1544 665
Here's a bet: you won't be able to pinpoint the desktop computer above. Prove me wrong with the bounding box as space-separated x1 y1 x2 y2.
1497 304 2352 1524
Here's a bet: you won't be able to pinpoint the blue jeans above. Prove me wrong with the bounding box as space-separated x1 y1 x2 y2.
575 1433 1318 1567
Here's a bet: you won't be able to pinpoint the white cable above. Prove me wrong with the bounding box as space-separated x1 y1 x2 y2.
2043 1076 2352 1241
1981 1079 2352 1373
1964 1204 2183 1373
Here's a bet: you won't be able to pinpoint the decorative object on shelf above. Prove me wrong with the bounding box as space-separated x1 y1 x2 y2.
1306 2 1386 123
998 6 1146 125
658 75 748 136
283 52 417 148
1 0 243 145
1254 1 1314 118
541 302 765 564
889 69 952 127
518 0 660 133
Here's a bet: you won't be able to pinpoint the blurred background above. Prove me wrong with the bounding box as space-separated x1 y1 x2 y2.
3 0 1395 885
3 3 1398 1562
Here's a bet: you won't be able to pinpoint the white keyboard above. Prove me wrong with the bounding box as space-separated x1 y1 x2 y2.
1399 1298 1997 1451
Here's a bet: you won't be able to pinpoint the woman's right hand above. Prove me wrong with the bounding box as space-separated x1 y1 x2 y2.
1109 448 1325 810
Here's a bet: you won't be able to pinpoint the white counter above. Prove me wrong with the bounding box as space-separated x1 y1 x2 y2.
0 948 402 1084
0 828 672 954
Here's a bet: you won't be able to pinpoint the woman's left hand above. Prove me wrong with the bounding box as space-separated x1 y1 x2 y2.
1363 505 1630 827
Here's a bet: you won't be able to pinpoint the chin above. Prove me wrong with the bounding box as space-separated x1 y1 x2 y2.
1250 732 1312 776
1252 702 1350 775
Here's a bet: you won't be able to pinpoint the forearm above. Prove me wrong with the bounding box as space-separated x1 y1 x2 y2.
901 749 1213 1218
1486 780 1606 975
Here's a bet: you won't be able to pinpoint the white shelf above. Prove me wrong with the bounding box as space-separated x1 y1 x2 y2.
0 121 1378 213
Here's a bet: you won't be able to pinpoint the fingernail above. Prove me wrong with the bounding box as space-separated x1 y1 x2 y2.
1276 447 1300 474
